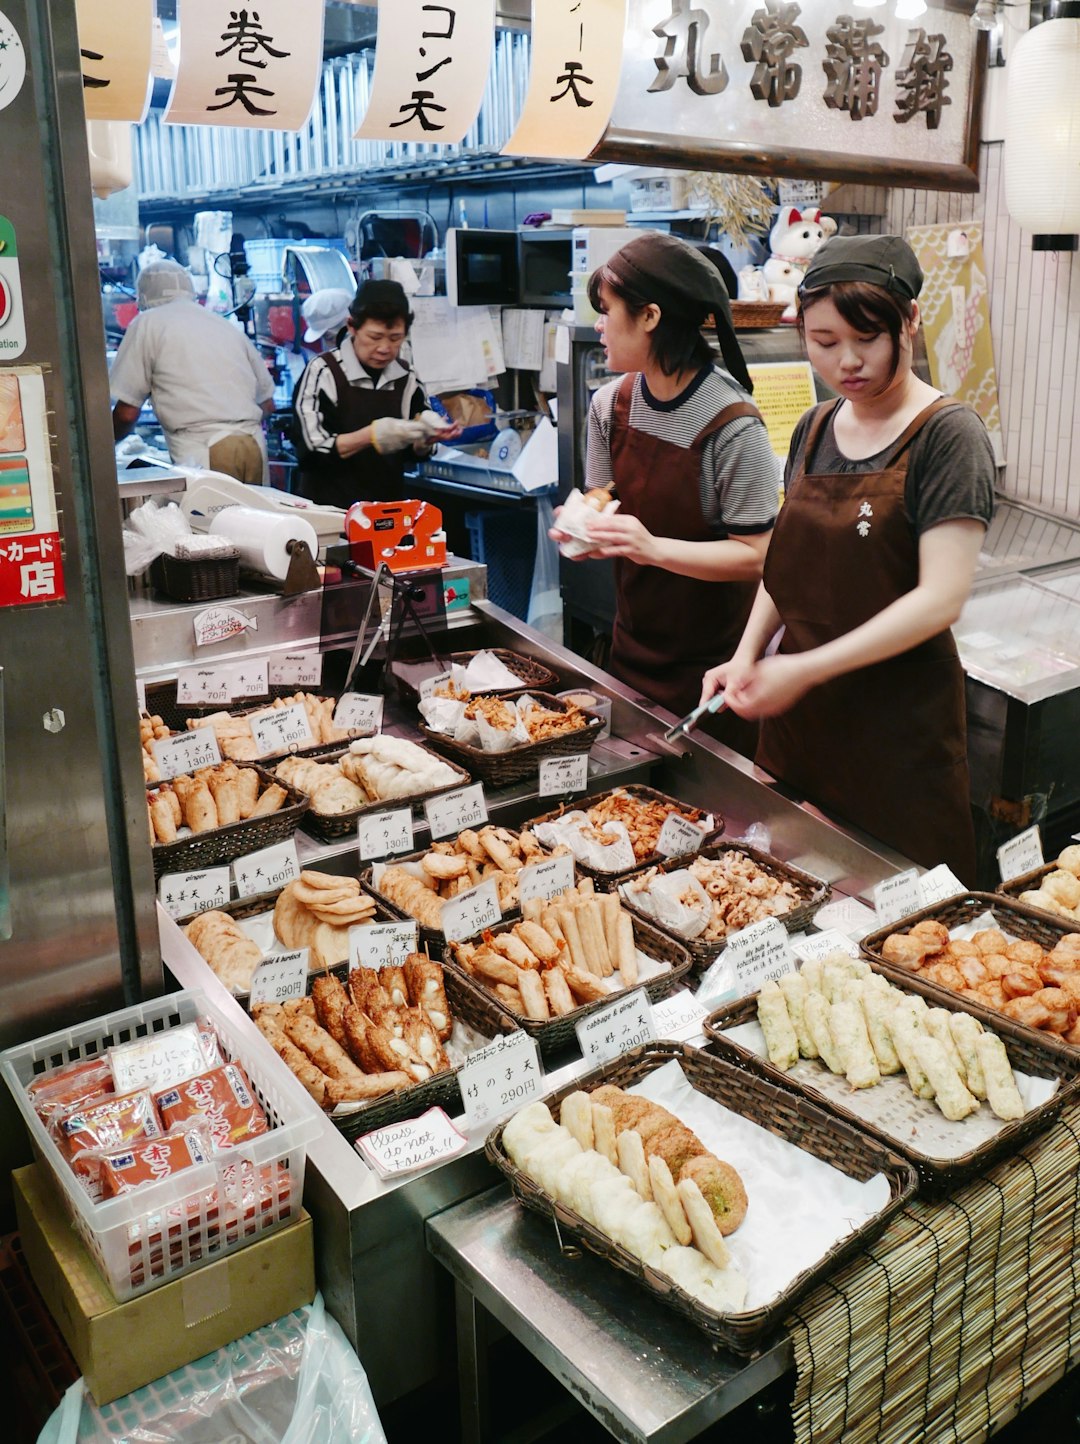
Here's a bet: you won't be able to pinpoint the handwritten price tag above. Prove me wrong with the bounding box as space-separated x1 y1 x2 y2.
334 693 383 736
349 920 418 972
650 988 708 1042
575 988 655 1065
725 917 789 996
232 839 300 899
656 813 707 859
518 853 575 904
918 863 966 908
419 671 454 700
250 703 314 758
441 880 501 944
230 659 269 699
152 729 222 780
159 867 230 920
812 895 880 941
248 950 308 1005
790 929 861 964
459 1031 543 1130
176 665 233 706
358 808 414 862
356 1107 468 1178
997 825 1044 884
424 783 488 840
538 754 589 797
268 652 323 688
873 868 923 928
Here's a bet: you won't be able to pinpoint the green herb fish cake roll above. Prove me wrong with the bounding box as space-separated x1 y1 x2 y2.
975 1032 1026 1121
830 997 881 1089
912 1035 979 1121
778 971 817 1058
948 1013 987 1100
757 979 799 1069
804 990 845 1074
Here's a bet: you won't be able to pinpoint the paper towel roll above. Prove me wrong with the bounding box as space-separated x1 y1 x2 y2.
209 507 319 581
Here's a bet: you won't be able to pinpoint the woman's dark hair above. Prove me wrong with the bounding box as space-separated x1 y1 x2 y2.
350 299 412 331
587 265 713 378
798 280 915 383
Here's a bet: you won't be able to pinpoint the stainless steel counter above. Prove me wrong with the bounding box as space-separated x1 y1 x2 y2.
155 594 913 1418
129 556 487 680
428 1189 793 1444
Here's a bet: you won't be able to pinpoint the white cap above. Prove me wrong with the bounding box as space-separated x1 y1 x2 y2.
301 288 353 344
136 259 196 310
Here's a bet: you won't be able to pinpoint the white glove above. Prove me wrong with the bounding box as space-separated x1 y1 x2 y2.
370 416 428 454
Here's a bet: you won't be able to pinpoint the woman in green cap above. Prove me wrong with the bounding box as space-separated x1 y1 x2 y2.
555 232 779 754
700 233 995 881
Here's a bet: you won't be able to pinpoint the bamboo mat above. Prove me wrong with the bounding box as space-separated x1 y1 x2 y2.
785 1101 1080 1444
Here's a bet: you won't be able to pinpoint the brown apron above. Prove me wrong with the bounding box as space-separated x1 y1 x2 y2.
297 352 412 509
607 373 762 753
757 397 976 882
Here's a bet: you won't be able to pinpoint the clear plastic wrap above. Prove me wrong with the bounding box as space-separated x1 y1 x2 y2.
37 1295 388 1444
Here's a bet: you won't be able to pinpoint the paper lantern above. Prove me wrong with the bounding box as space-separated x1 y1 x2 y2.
1004 1 1080 251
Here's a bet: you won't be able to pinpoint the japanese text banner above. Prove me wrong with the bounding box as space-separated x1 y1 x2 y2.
76 0 153 122
503 0 627 159
356 0 495 143
165 0 325 132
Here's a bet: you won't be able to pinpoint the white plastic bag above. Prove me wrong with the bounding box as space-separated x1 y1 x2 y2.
37 1295 387 1444
527 496 564 641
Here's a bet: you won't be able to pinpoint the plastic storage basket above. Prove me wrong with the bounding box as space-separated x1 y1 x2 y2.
464 508 535 621
0 990 320 1302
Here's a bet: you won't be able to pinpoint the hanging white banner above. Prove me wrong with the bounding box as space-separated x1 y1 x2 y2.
356 0 495 144
76 0 154 122
503 0 627 160
165 0 325 132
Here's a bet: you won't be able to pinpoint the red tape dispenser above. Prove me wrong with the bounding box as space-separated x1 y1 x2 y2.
345 499 447 572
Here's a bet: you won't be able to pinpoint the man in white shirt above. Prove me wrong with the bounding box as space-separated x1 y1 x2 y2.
110 260 275 484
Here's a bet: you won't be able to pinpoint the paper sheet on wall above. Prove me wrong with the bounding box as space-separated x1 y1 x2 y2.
747 361 817 463
355 0 495 143
906 223 1004 465
502 309 546 371
503 0 627 159
166 0 325 132
76 0 154 121
539 322 563 392
410 298 490 393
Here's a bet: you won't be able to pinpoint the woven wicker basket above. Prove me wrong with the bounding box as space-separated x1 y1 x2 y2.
149 551 239 603
419 693 603 788
996 861 1077 928
360 833 529 949
444 912 692 1058
395 649 559 702
730 301 788 329
860 891 1080 1061
174 890 519 1136
704 979 1080 1195
485 1041 918 1355
149 765 309 880
288 744 472 844
525 784 724 888
618 840 831 971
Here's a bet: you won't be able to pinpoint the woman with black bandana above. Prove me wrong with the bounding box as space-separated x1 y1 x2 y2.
700 235 995 880
553 232 778 754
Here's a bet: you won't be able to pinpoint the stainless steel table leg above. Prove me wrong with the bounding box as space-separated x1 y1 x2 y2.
457 1278 491 1444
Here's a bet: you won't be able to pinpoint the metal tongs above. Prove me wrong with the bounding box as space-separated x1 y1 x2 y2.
661 691 726 743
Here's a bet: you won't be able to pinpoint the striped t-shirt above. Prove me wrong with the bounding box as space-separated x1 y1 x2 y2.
585 365 780 536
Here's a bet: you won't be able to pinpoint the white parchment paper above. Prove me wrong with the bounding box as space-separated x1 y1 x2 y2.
626 1059 892 1310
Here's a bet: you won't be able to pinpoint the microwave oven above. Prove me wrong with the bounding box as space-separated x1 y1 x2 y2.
517 229 573 308
571 226 648 279
446 228 519 306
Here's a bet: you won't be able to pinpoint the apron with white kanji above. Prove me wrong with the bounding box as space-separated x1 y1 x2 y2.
757 397 976 882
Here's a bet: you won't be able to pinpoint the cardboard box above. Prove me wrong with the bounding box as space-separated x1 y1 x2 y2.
14 1163 315 1406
